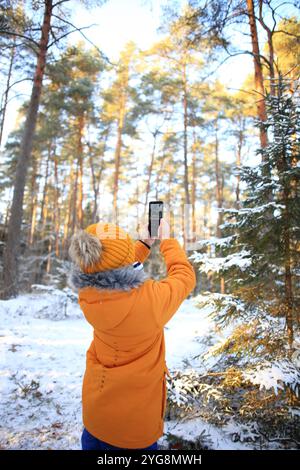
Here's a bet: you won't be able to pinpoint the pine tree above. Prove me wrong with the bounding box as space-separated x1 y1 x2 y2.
191 77 300 353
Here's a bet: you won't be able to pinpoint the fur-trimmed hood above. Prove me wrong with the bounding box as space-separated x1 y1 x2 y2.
68 262 149 292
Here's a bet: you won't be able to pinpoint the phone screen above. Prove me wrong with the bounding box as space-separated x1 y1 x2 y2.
148 201 163 238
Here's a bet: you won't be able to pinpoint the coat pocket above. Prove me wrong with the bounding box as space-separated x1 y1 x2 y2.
83 359 106 394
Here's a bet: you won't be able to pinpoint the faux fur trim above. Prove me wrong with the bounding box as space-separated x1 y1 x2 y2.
68 263 149 292
69 230 102 270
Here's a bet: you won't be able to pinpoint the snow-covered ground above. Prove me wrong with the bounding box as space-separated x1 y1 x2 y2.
0 289 257 449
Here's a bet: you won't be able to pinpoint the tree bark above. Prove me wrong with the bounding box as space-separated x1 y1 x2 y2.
246 0 268 150
53 147 60 257
39 143 51 236
276 80 294 348
258 0 276 97
191 130 198 243
71 154 79 234
2 0 53 298
235 117 245 210
144 130 158 217
77 114 84 229
182 60 191 248
0 35 16 147
215 120 224 234
214 119 225 294
28 155 40 245
62 163 74 255
87 134 107 223
113 105 125 225
89 154 103 223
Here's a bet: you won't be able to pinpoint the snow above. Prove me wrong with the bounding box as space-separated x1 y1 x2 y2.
162 418 253 450
164 300 214 371
0 289 297 450
0 289 228 450
243 361 300 397
190 250 252 274
224 202 286 215
191 236 235 249
0 292 92 450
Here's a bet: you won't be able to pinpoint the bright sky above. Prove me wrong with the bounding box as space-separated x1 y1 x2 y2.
71 0 164 59
1 0 253 148
69 0 252 85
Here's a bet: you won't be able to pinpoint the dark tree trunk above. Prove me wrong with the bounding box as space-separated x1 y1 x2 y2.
182 60 191 248
113 100 125 225
144 130 158 217
53 146 60 257
77 114 84 229
235 117 245 209
214 120 225 294
246 0 268 150
2 0 53 298
258 0 276 97
0 35 16 147
39 142 51 234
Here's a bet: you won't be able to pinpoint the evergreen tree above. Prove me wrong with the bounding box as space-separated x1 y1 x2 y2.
191 77 300 352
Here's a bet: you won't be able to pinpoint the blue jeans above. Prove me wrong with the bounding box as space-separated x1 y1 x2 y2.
81 427 158 450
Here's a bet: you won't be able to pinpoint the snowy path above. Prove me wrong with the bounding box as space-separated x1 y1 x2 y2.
0 291 244 450
0 293 91 449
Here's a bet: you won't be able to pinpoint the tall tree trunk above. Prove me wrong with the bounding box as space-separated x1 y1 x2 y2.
215 121 223 233
283 208 294 350
77 115 84 229
77 160 83 228
62 163 75 254
71 155 79 234
203 199 208 240
235 117 245 210
182 60 191 248
28 156 40 245
246 0 268 150
46 213 53 275
215 120 225 294
182 62 190 206
87 135 107 224
191 130 198 244
276 79 294 348
4 188 12 227
281 153 294 348
89 153 103 223
166 168 172 210
258 0 276 97
113 103 125 225
144 130 158 217
0 35 16 147
155 152 167 200
2 0 53 298
39 143 51 233
205 199 213 292
53 149 60 257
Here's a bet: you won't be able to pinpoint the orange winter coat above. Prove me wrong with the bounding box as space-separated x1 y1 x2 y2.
77 238 196 449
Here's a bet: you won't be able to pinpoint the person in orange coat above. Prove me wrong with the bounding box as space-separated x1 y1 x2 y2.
68 219 196 450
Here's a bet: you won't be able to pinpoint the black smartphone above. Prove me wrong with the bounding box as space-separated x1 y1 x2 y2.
148 201 163 238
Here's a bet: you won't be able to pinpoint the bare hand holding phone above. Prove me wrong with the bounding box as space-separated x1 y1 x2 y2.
138 223 156 247
138 218 170 246
158 218 170 240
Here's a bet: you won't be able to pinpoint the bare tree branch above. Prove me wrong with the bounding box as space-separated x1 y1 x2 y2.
0 31 39 48
53 0 71 8
47 23 94 48
273 29 300 38
51 13 116 66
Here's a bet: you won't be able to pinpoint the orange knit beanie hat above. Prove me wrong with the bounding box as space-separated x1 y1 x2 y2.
69 222 135 273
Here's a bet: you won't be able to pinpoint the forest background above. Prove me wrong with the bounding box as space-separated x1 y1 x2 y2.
0 0 299 449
